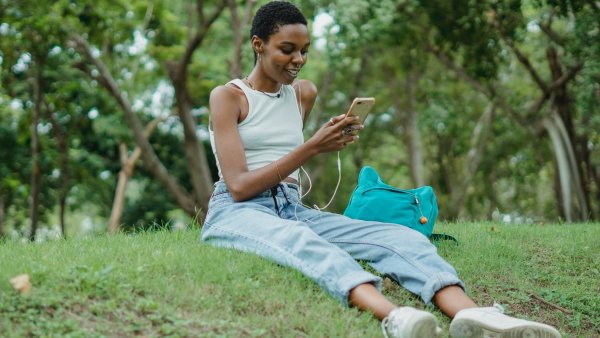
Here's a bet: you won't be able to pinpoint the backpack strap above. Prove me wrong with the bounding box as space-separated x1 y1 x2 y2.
429 233 459 246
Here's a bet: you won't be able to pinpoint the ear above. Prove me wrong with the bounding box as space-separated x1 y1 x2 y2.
251 35 264 54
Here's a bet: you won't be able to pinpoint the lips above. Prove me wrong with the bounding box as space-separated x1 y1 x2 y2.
286 69 300 78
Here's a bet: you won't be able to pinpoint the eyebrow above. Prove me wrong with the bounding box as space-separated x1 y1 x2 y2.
280 41 311 48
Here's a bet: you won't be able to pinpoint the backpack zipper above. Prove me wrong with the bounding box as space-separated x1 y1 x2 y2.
362 187 428 224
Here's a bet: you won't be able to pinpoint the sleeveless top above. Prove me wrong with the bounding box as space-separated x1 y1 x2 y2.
209 79 304 181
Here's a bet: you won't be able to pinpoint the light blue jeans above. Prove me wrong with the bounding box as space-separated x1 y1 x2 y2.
201 181 465 306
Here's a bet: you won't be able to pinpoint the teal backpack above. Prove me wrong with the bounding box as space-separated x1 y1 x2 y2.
343 166 455 243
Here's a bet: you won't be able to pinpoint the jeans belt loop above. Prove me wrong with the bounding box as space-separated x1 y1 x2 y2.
270 186 281 217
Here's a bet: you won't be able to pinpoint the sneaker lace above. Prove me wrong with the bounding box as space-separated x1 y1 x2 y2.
381 312 405 338
492 301 505 314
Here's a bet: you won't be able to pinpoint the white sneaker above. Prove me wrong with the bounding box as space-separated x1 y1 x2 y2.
382 306 442 338
449 305 561 338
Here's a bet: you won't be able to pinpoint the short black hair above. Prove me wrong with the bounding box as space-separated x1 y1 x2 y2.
250 1 307 62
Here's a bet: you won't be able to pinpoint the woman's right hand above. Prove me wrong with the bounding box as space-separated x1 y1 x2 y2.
307 114 363 153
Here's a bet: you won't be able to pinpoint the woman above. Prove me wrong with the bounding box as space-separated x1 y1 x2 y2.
203 2 561 337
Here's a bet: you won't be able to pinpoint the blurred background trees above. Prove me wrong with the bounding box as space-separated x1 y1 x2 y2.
0 0 598 240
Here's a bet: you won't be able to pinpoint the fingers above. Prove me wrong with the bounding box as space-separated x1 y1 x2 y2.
344 134 359 144
334 116 362 149
315 114 363 152
326 114 346 127
342 125 362 136
339 133 359 149
327 114 363 131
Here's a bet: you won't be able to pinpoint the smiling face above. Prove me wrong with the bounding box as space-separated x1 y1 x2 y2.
252 23 310 86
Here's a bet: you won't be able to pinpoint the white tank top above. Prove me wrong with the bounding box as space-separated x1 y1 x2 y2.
209 79 304 181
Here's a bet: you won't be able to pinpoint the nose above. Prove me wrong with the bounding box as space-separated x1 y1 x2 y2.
292 51 305 66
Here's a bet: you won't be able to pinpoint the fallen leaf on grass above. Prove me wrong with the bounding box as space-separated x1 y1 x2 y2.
383 277 395 289
10 274 32 295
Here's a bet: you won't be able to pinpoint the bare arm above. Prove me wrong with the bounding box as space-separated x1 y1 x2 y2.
209 81 360 201
294 79 318 127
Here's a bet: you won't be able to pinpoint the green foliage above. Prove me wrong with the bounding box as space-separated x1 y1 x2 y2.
1 0 599 236
301 0 600 221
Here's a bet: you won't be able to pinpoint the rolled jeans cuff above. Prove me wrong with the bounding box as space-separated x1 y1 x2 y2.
336 270 382 307
421 272 466 305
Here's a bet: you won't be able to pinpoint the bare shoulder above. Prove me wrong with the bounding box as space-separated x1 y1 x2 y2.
210 84 243 105
295 79 318 103
209 83 246 119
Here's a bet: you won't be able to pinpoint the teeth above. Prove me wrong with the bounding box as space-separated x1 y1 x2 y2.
287 69 299 76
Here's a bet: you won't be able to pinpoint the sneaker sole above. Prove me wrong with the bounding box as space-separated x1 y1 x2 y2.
409 315 441 337
450 318 561 338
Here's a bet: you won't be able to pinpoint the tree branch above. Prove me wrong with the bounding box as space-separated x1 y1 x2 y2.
70 33 199 217
548 62 584 92
530 293 573 315
196 0 205 26
491 13 548 91
425 44 491 97
426 43 536 132
503 36 548 91
528 62 583 117
227 0 256 78
165 1 227 211
539 21 566 47
178 0 227 85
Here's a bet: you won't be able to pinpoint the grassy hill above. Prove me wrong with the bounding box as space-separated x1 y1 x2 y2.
1 222 598 337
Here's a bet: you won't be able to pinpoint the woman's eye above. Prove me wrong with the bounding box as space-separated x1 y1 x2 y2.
282 49 293 54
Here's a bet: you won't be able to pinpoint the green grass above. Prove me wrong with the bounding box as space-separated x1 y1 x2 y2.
0 222 598 337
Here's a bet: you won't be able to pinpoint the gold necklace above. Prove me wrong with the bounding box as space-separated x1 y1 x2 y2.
245 77 281 98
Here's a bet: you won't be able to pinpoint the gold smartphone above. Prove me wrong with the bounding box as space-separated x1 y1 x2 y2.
343 97 375 135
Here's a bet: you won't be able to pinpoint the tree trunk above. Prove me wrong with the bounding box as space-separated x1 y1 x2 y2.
72 0 228 220
168 65 214 213
435 136 452 197
109 169 129 234
542 111 588 221
349 49 370 100
384 66 425 187
547 47 590 220
582 129 600 219
428 39 585 221
484 171 501 219
47 110 69 238
165 1 227 214
108 120 160 233
58 164 67 238
29 62 44 241
0 191 5 238
447 104 496 219
592 162 600 219
71 34 199 218
543 114 574 221
403 70 425 187
227 0 256 78
109 144 136 234
496 24 587 221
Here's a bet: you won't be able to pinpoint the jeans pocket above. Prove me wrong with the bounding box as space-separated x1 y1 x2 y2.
208 192 233 210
